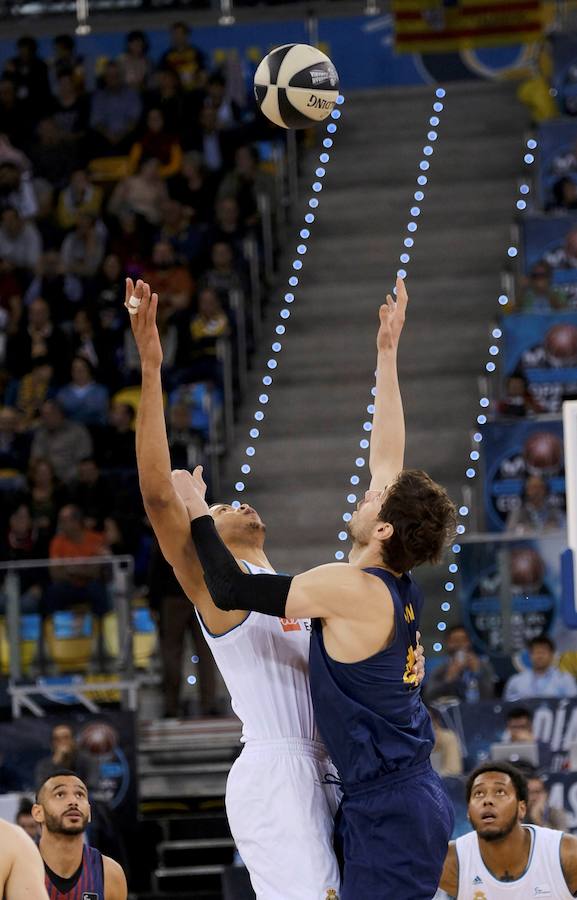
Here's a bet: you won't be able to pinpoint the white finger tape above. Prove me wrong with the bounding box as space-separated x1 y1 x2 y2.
128 307 139 316
128 295 141 309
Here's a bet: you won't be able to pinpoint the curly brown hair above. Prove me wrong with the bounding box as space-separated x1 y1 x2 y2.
378 469 457 573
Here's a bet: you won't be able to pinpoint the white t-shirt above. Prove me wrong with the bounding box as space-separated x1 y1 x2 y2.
455 824 573 898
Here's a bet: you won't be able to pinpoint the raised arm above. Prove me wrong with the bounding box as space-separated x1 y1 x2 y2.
1 820 48 900
127 278 247 634
369 276 408 490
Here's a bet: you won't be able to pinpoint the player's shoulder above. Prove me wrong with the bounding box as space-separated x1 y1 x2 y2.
102 854 127 898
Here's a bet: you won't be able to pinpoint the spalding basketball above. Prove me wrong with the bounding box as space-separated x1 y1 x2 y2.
78 722 118 757
254 43 339 129
523 431 563 476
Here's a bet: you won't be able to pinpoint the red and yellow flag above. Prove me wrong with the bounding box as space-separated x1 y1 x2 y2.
393 0 544 53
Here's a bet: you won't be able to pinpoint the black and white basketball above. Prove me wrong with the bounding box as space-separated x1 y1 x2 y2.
254 44 340 129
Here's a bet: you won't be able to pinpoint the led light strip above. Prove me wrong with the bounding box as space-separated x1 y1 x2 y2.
334 88 447 560
432 135 538 653
229 97 345 507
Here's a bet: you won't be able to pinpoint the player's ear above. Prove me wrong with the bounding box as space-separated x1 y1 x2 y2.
31 802 44 824
518 800 527 821
87 802 92 824
374 521 393 543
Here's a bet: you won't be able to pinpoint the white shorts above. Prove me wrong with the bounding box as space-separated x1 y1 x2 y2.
225 737 342 900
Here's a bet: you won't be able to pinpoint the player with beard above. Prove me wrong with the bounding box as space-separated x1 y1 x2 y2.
0 819 47 899
126 275 425 900
185 277 456 898
32 770 127 900
439 762 577 898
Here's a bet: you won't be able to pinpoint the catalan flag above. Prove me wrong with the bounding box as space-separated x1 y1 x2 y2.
393 0 544 54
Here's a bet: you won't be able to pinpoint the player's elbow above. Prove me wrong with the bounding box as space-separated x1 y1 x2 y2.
140 480 173 509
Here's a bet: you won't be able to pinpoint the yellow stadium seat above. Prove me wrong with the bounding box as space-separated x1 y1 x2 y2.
45 608 94 673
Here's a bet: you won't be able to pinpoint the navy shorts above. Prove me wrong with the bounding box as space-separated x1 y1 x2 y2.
335 760 454 900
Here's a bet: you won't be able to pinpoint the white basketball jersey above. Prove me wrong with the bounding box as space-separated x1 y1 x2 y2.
456 825 573 899
196 561 319 743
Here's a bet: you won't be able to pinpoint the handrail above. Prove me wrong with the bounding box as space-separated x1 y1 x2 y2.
0 554 134 571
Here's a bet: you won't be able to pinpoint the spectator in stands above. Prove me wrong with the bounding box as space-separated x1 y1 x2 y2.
69 457 112 530
156 198 206 272
0 133 30 171
551 176 577 211
107 210 150 275
0 161 36 218
504 635 577 700
0 206 41 276
143 240 194 311
34 722 97 789
209 195 247 258
128 107 182 179
0 405 30 479
51 72 90 148
57 169 103 231
545 224 577 269
218 144 274 227
124 290 178 380
119 30 152 93
424 624 496 703
24 457 68 543
29 118 76 190
517 260 568 312
148 538 217 718
56 356 109 427
192 105 234 176
68 307 119 388
6 297 68 380
48 34 85 93
199 239 246 299
0 753 22 791
30 399 93 483
497 373 543 418
3 36 51 117
429 707 463 776
45 503 109 619
144 67 188 137
0 502 46 604
161 21 207 92
168 150 217 224
0 77 30 147
15 798 40 841
90 59 142 157
503 706 535 743
23 250 78 321
167 402 204 471
95 402 135 471
108 157 168 227
187 286 230 381
33 182 64 254
526 775 570 831
60 211 106 285
13 356 55 427
505 475 566 534
94 253 124 311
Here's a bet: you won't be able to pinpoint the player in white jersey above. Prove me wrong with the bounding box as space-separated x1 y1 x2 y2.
439 761 577 899
126 277 424 900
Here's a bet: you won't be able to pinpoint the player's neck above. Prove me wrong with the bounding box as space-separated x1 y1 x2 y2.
478 824 531 881
40 832 84 877
348 543 402 576
229 540 273 571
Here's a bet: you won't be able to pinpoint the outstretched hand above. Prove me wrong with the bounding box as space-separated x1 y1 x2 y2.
125 277 163 369
171 465 210 520
377 276 408 353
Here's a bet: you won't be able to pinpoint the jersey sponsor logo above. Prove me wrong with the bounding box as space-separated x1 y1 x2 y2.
533 886 552 896
324 890 339 900
473 876 483 885
473 892 487 900
279 617 301 632
82 894 99 899
404 602 415 623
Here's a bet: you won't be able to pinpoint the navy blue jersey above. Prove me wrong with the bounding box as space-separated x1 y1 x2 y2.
45 845 104 900
309 566 434 788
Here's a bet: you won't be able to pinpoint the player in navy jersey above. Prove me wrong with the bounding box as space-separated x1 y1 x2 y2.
186 277 457 899
32 770 127 900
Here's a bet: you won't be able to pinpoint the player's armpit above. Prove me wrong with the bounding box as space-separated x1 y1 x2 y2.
560 833 577 894
438 842 458 896
103 855 128 900
285 563 370 620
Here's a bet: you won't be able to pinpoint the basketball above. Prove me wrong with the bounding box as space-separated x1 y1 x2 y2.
78 722 118 757
254 43 340 129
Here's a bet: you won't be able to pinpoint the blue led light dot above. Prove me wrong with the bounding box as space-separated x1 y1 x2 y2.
520 184 530 195
187 675 197 685
444 582 454 592
498 294 509 306
232 500 241 509
419 161 430 171
347 494 357 503
423 146 433 156
267 359 277 369
433 101 444 111
459 505 469 516
300 229 310 239
508 247 518 258
338 531 348 541
331 109 341 119
466 468 476 479
371 386 377 396
343 512 352 522
477 414 487 425
335 550 345 560
436 87 446 98
305 212 315 223
404 238 414 248
397 269 407 279
355 457 365 467
473 432 482 442
327 123 337 133
323 138 333 149
524 153 534 164
414 191 425 201
363 422 372 431
336 94 345 104
433 642 443 652
479 397 489 408
312 182 323 193
241 464 251 474
315 167 326 178
276 325 285 336
235 481 245 491
262 375 272 386
308 199 319 209
527 138 537 149
367 403 375 414
430 116 440 126
284 292 294 303
360 439 369 449
289 275 299 285
250 428 259 438
492 328 502 339
280 309 290 319
255 411 264 421
293 260 302 270
400 253 410 263
191 654 199 663
350 475 360 485
517 200 527 211
272 342 281 352
407 222 418 232
410 206 421 216
428 131 437 141
417 175 428 185
297 244 307 255
259 394 269 404
470 450 480 461
246 446 255 457
319 153 330 163
486 362 496 373
452 544 461 553
448 565 458 575
438 621 447 631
